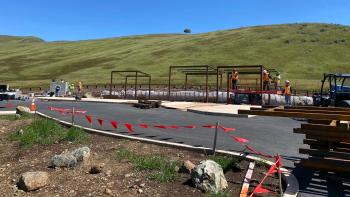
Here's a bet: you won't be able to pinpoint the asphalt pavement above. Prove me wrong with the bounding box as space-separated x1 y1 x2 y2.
1 99 350 197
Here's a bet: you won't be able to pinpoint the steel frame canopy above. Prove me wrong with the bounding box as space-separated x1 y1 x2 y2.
110 70 151 99
216 65 276 103
168 65 220 102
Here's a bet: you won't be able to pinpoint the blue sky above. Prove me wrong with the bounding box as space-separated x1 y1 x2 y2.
1 0 350 41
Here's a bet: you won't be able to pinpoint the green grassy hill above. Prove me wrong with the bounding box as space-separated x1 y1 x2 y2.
1 23 350 89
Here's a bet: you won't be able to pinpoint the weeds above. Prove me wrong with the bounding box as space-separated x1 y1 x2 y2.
0 113 32 121
116 148 180 182
207 191 231 197
9 118 89 148
207 155 241 172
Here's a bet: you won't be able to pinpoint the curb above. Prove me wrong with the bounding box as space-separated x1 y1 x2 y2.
38 97 137 104
36 111 298 197
0 111 16 115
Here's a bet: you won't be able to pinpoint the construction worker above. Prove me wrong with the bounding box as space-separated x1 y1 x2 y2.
69 83 75 96
274 72 281 91
231 69 239 90
262 70 271 91
78 81 83 92
283 80 292 105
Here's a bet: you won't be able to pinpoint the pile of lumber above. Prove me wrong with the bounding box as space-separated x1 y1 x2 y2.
133 100 161 109
238 106 350 173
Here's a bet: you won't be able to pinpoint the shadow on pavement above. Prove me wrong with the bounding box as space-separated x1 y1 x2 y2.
291 164 350 197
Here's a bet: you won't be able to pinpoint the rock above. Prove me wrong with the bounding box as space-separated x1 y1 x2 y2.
52 153 77 168
105 170 112 176
89 163 105 174
191 160 228 193
180 160 196 174
139 183 146 188
137 189 143 194
51 147 91 168
124 173 133 178
16 106 31 115
104 188 113 196
18 171 49 191
71 146 91 165
17 129 24 135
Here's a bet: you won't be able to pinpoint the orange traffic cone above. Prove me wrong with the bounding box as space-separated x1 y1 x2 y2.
30 102 36 112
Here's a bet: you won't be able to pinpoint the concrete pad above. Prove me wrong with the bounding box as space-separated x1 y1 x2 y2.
161 101 261 118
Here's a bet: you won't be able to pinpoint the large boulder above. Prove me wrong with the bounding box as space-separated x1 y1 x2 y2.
191 160 228 193
52 147 91 168
16 106 31 115
18 171 49 191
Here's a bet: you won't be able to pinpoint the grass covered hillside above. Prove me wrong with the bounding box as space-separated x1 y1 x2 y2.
1 23 350 89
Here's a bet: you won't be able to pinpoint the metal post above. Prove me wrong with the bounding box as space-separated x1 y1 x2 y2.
185 74 188 91
168 67 171 101
205 66 209 103
148 76 151 100
260 66 263 105
212 121 219 155
226 73 230 104
110 72 113 96
124 77 128 99
220 74 223 91
135 72 138 99
71 106 75 126
216 68 219 103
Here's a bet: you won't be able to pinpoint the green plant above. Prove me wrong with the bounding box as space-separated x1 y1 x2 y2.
9 118 89 148
116 148 180 182
207 155 240 172
0 113 32 121
64 127 89 143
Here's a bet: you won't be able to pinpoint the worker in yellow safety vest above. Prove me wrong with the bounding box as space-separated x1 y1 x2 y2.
283 80 292 105
68 83 75 96
231 69 239 90
274 72 281 91
262 70 271 91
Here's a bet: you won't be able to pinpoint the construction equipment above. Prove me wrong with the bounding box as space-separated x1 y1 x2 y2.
313 73 350 107
0 84 22 100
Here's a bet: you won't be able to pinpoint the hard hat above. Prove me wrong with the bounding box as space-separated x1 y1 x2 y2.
285 80 290 84
263 70 267 74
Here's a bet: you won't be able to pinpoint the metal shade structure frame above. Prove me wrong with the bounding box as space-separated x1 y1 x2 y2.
168 65 220 102
216 65 277 104
110 70 151 99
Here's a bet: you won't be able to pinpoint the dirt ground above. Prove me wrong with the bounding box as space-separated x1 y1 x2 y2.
0 118 281 197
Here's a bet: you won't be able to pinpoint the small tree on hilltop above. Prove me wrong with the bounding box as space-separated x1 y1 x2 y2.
184 28 191 34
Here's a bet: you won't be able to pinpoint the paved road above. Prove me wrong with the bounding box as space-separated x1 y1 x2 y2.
1 100 350 197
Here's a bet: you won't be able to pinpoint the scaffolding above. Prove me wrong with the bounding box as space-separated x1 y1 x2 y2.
168 65 220 102
109 70 151 99
216 65 278 104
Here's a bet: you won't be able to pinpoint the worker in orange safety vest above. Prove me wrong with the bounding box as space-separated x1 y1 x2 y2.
283 80 292 105
231 69 239 91
262 70 271 91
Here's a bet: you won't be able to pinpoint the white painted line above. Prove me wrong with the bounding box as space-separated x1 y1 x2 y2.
36 111 299 197
240 162 255 197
